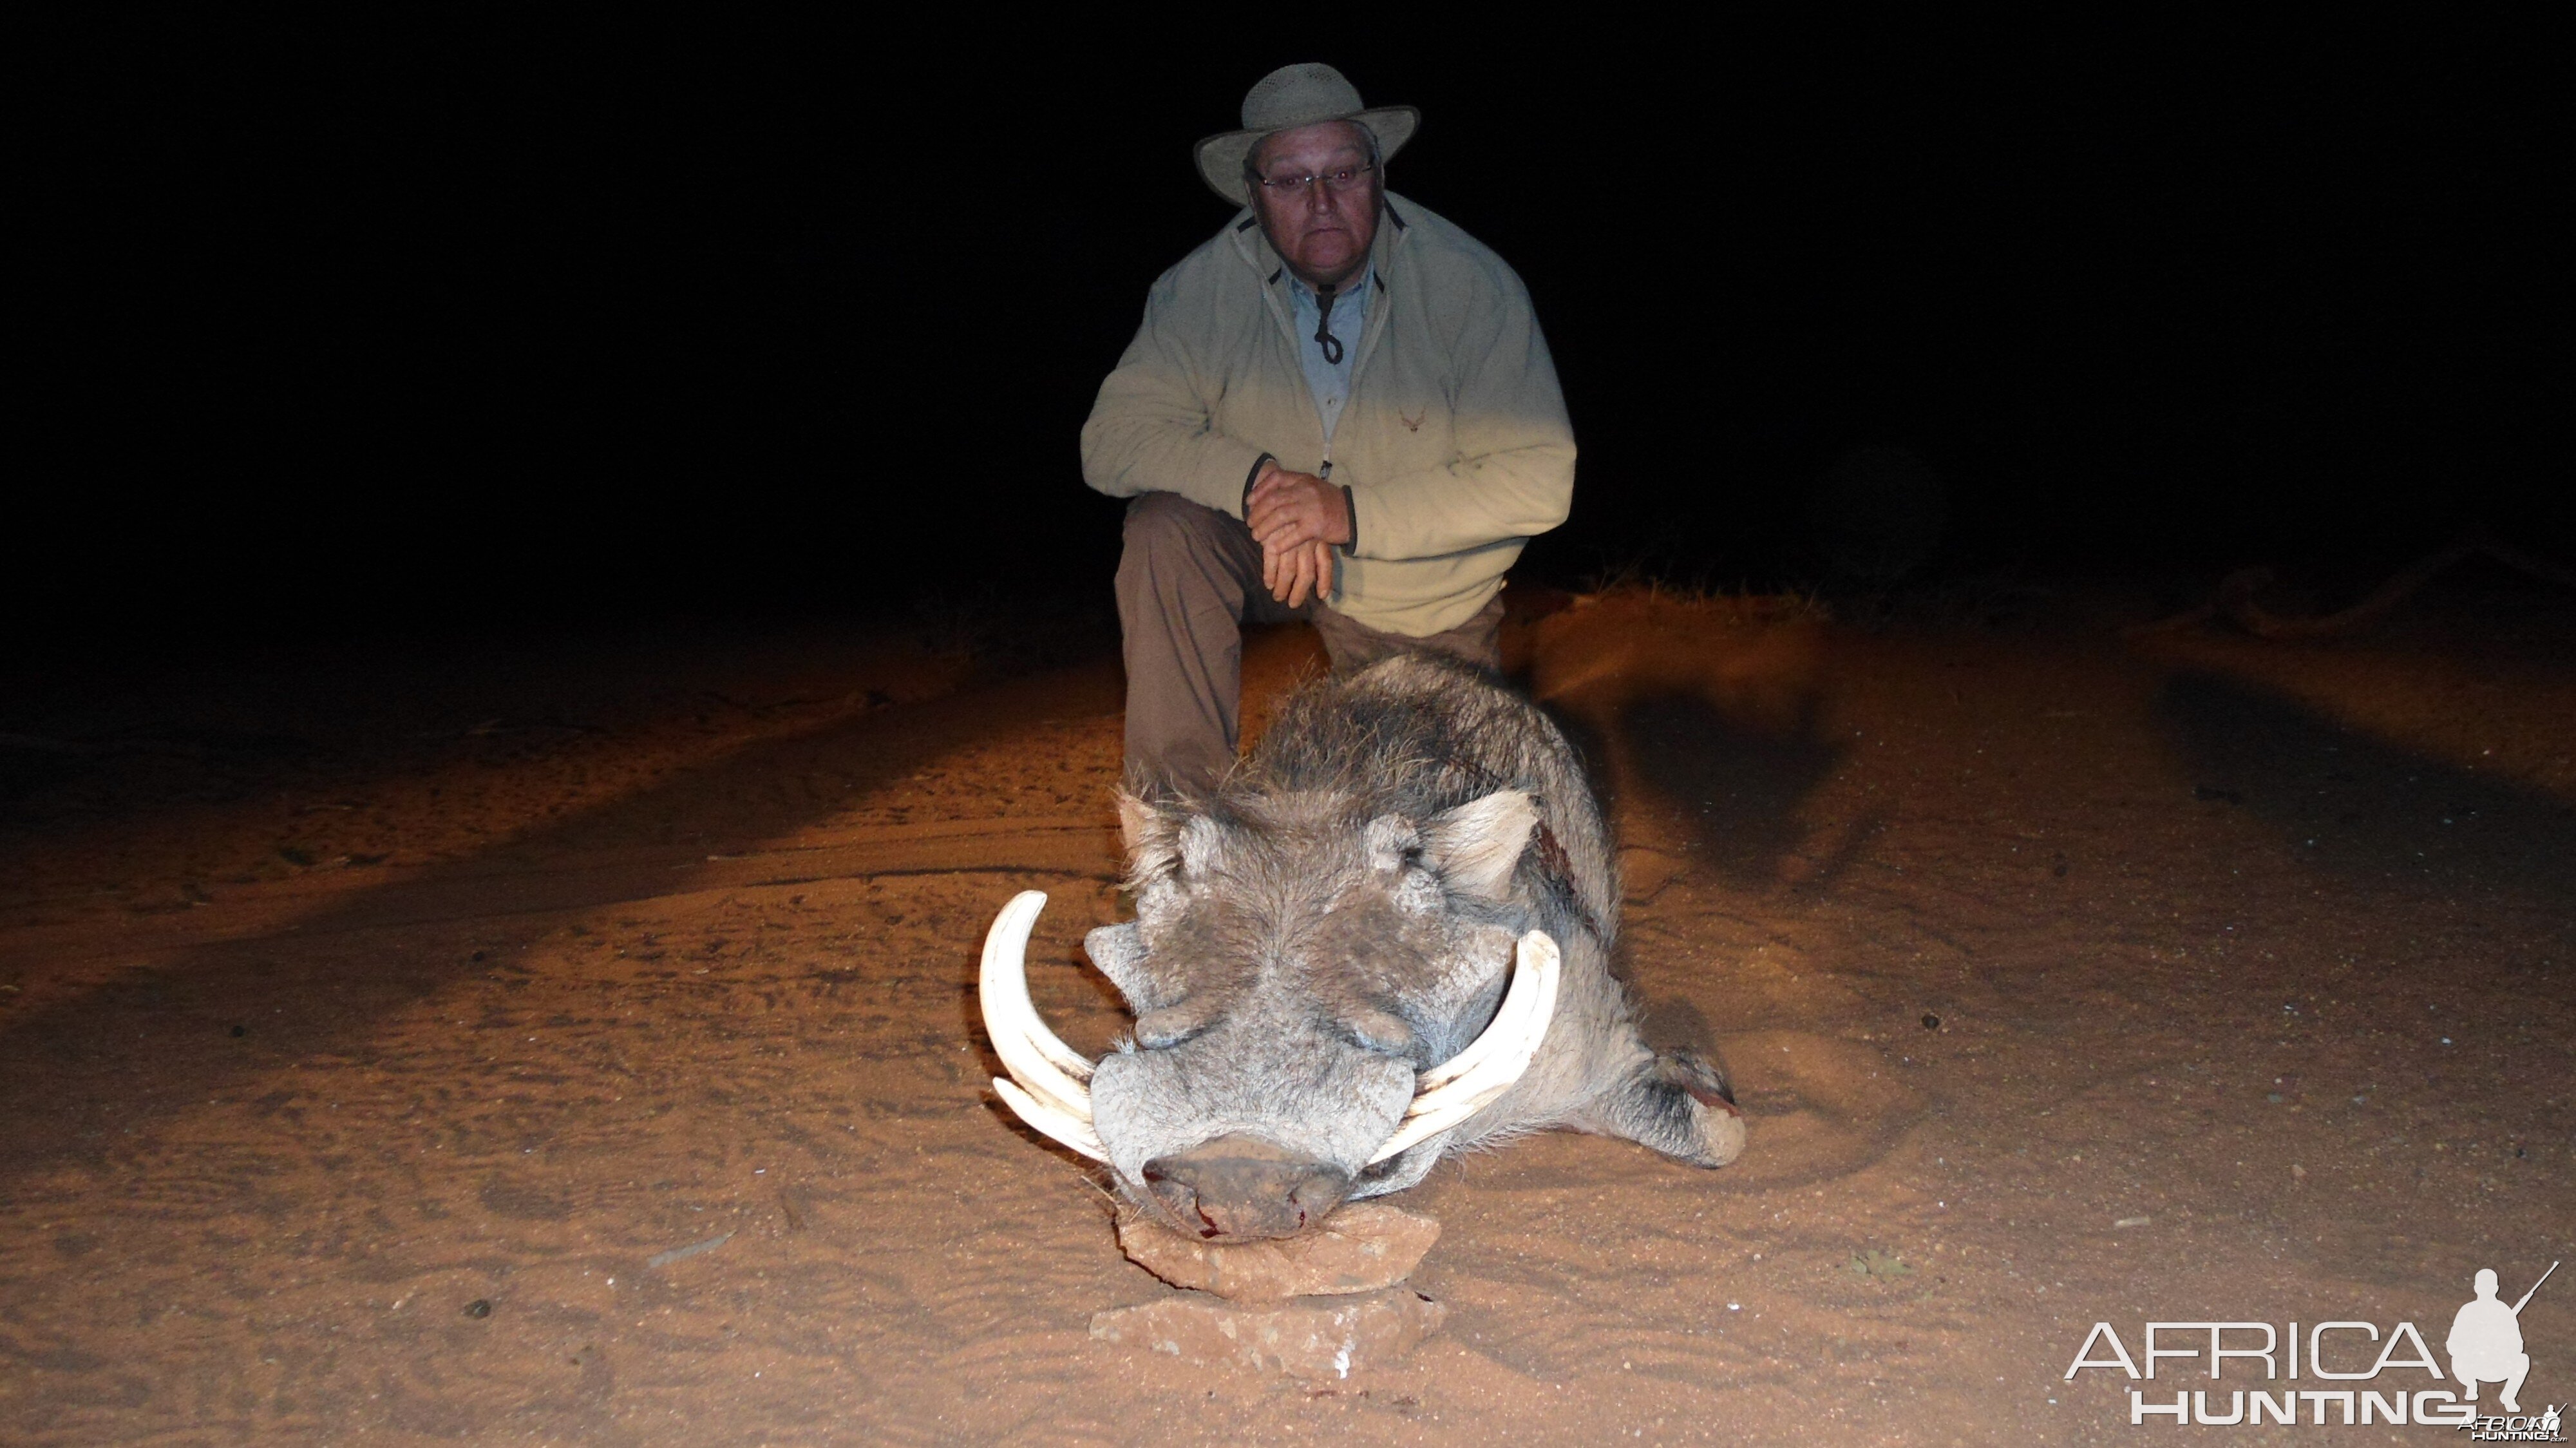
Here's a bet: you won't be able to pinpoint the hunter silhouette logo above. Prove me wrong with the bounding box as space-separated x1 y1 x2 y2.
2452 1262 2552 1413
2060 1258 2562 1431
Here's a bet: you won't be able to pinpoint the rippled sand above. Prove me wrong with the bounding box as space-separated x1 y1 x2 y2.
4 587 2570 1443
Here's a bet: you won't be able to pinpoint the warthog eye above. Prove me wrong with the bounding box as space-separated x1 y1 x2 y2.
1133 1003 1215 1049
1338 1007 1416 1058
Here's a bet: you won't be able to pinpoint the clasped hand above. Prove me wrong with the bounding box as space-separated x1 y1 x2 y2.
1246 463 1351 609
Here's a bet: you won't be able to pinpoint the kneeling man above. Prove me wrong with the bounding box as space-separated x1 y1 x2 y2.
1083 62 1576 788
2448 1267 2535 1413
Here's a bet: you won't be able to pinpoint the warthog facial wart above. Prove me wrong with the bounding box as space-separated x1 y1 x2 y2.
981 655 1745 1240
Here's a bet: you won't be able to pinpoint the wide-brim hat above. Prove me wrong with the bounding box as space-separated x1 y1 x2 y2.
1194 62 1419 207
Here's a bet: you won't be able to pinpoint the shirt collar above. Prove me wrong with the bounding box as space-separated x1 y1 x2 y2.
1284 263 1376 309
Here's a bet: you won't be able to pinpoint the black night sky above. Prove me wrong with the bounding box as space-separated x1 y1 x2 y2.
20 15 2562 642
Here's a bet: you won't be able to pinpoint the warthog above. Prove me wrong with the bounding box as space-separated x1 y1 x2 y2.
981 653 1744 1240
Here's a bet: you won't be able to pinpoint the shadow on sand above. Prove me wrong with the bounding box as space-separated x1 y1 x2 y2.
1516 594 1853 894
0 661 1122 1192
2155 667 2576 914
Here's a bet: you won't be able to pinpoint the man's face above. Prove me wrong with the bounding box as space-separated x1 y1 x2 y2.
1248 121 1382 290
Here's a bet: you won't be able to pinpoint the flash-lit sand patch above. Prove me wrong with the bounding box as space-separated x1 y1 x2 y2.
2 591 2569 1442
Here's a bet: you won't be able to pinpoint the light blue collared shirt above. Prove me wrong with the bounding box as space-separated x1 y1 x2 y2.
1282 265 1373 451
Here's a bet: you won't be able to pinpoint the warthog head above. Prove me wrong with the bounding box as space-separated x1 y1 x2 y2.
980 786 1562 1241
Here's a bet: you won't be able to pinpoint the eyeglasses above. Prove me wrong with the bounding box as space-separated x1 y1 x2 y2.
1253 162 1376 198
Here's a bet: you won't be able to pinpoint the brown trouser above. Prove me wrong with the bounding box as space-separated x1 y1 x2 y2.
1116 491 1504 788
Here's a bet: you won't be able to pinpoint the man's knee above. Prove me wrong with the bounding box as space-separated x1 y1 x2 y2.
1121 492 1235 567
1118 493 1255 629
1312 596 1504 676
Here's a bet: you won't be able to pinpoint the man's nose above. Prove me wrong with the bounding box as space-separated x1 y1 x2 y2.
1289 178 1343 213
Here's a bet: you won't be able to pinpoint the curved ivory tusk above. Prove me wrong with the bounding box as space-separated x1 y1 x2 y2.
993 1076 1110 1162
1406 935 1559 1135
1366 1096 1482 1165
978 890 1097 1129
1414 931 1549 1095
1368 931 1561 1164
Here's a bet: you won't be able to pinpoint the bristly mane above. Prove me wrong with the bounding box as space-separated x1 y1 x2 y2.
1244 656 1556 814
1191 654 1615 944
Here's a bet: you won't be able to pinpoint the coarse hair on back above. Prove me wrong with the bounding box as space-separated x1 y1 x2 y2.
1243 654 1541 814
1125 653 1618 942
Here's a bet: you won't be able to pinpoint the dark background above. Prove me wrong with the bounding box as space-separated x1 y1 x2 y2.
18 15 2563 642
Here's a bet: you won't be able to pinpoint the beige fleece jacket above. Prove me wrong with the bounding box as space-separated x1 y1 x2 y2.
1081 193 1576 637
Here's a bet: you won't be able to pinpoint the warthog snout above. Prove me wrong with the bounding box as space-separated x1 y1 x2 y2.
1140 1133 1353 1241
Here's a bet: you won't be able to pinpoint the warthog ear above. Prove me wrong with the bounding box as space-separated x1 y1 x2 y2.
1117 790 1177 878
1423 789 1539 901
1117 790 1226 882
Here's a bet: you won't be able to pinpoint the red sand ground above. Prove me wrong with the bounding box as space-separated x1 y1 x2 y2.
2 586 2570 1445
